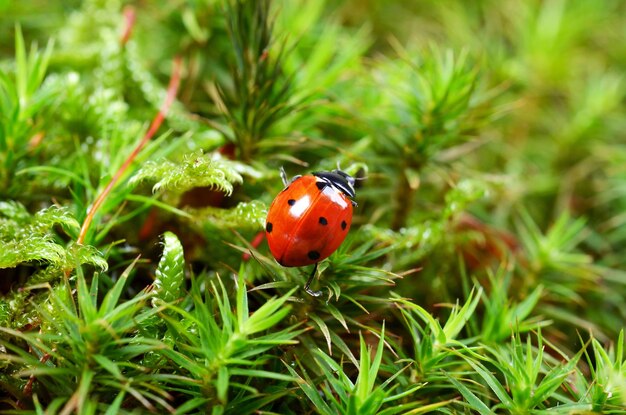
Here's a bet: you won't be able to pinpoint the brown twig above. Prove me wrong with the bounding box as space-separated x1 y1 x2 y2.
18 350 53 407
77 56 183 245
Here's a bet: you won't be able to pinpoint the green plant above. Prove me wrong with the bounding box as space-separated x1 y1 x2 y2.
0 26 55 197
0 262 164 413
572 330 626 412
1 0 626 413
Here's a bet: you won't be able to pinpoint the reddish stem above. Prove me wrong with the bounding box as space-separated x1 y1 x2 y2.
77 56 183 245
242 231 266 261
18 351 52 407
120 6 136 46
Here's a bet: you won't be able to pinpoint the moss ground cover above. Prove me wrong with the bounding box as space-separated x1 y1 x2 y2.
1 0 625 413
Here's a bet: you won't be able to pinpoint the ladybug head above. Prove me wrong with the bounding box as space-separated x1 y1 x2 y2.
313 169 356 199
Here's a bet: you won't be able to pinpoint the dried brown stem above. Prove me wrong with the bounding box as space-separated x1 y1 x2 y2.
18 351 52 407
77 56 183 245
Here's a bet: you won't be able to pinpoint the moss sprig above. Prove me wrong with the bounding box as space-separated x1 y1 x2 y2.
130 151 248 196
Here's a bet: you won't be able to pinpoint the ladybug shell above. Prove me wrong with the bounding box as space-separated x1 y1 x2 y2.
265 175 353 267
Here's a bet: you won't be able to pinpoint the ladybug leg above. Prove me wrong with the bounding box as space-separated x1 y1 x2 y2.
304 262 322 297
279 167 301 187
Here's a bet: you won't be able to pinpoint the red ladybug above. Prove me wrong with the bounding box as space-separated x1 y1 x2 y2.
265 168 357 296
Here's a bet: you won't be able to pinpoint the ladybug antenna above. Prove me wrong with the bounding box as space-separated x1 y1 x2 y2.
279 166 289 187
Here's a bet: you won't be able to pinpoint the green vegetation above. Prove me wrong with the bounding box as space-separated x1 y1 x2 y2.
1 0 625 413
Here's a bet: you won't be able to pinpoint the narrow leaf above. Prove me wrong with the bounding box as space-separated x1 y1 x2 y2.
444 372 493 415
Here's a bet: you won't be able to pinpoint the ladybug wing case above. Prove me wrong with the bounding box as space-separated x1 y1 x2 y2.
265 176 352 267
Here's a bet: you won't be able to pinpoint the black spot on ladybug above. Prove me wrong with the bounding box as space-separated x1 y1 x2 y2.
316 182 326 191
341 220 347 230
308 250 321 260
287 199 296 206
266 222 273 233
319 217 328 225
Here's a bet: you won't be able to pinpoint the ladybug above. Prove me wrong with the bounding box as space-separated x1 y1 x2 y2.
265 168 357 296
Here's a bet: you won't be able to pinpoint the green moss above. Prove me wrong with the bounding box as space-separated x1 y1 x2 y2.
1 0 625 413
